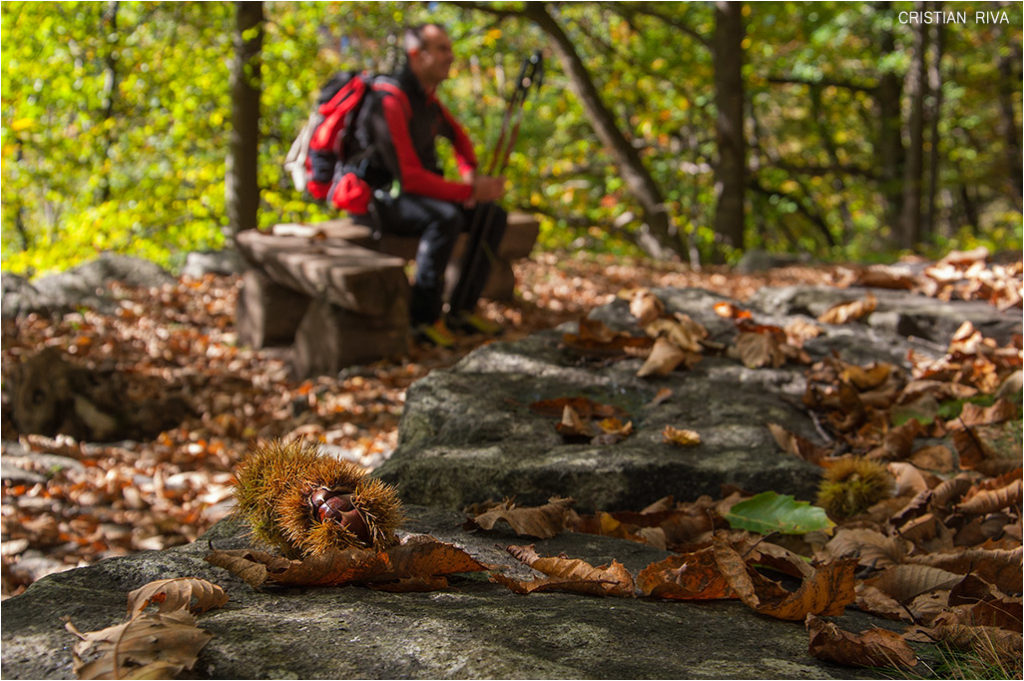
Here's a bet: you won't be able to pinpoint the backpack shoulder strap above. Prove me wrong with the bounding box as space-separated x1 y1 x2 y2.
369 76 411 118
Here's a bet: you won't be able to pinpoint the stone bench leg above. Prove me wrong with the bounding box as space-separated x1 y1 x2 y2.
236 269 310 348
293 297 410 378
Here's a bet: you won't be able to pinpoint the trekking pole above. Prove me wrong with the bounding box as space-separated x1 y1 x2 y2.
449 52 543 316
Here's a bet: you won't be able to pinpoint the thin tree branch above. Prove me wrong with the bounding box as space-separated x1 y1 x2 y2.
765 75 878 94
605 2 711 50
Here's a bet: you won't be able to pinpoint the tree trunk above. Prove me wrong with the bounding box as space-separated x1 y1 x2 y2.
997 22 1023 208
875 1 904 238
523 3 680 260
96 1 120 204
924 15 945 239
712 1 746 253
226 1 263 236
898 2 930 250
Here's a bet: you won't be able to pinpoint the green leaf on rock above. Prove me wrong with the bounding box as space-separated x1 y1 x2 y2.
725 492 835 536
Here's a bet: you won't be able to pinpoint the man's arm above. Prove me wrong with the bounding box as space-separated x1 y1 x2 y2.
379 93 474 203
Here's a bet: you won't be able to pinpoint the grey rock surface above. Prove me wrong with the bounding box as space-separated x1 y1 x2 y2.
2 254 175 318
749 284 1021 345
376 286 994 512
1 509 896 680
181 249 247 278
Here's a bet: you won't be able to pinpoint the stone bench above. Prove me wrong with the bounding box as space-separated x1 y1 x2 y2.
235 212 540 377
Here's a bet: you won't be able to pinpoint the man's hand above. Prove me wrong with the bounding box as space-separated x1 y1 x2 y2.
468 175 506 206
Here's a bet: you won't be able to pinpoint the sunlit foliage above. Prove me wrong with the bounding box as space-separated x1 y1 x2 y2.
1 1 1020 276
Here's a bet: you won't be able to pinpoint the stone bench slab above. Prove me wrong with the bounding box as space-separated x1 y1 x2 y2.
235 231 409 317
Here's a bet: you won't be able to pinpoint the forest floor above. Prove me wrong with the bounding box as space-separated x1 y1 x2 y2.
1 249 1019 599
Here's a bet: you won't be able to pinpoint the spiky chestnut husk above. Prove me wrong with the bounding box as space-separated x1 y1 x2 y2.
816 456 894 520
233 439 403 557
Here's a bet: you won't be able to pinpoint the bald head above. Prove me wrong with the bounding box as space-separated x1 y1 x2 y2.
405 23 454 91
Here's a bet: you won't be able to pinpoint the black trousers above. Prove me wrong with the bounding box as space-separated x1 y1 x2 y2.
363 193 507 326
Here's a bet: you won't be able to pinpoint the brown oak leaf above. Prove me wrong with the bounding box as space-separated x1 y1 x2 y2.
637 337 690 377
637 547 738 600
734 331 786 369
629 289 664 326
126 577 228 619
66 610 212 680
767 423 830 466
495 545 635 597
817 293 878 324
663 425 701 447
205 535 486 589
466 497 575 539
713 540 857 620
806 614 917 669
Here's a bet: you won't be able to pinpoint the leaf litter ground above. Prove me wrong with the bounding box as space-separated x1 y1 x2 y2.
2 250 1021 653
0 252 850 595
3 249 1022 675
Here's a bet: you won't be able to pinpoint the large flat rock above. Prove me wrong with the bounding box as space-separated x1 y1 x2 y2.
375 287 969 512
1 508 896 680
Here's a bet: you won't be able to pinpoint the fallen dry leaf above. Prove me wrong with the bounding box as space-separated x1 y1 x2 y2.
930 475 974 510
906 615 1023 669
947 574 1024 630
863 564 962 604
597 417 634 437
734 331 786 369
958 399 1019 427
66 610 211 680
908 445 955 473
956 478 1022 516
528 396 623 421
842 362 894 391
855 583 912 621
637 547 737 600
663 425 701 447
854 265 919 290
767 423 830 466
713 301 752 320
562 317 653 356
887 461 930 496
950 427 999 471
126 577 228 619
820 528 908 568
867 420 922 461
644 314 708 353
205 535 486 589
806 614 917 669
645 387 673 408
713 540 857 620
466 497 575 539
556 404 597 440
495 545 635 597
907 547 1023 595
784 318 823 347
817 293 878 325
637 337 689 377
629 289 664 326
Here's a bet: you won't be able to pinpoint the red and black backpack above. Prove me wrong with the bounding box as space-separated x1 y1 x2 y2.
284 72 401 214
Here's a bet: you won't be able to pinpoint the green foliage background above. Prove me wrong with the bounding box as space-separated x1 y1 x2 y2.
2 1 1021 276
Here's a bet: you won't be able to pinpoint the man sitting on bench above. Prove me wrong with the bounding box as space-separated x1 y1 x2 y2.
353 22 507 347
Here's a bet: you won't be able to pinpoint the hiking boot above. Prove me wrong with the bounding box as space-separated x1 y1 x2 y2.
413 319 456 348
447 311 503 337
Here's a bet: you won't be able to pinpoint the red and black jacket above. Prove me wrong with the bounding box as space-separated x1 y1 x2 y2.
365 65 477 203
